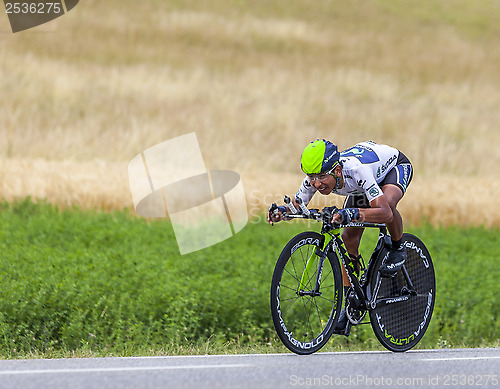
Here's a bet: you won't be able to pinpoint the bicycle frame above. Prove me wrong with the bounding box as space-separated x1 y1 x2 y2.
328 223 418 312
297 221 417 314
294 220 379 301
326 223 385 309
283 205 420 313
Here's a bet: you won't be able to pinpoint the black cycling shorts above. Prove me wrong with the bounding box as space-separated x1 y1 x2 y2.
343 152 413 209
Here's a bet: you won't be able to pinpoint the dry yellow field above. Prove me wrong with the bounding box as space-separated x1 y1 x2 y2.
1 0 499 226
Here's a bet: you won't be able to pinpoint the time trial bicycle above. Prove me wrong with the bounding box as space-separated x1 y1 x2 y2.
269 202 435 355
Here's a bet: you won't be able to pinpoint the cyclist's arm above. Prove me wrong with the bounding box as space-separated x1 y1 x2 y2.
332 192 392 224
359 195 393 223
295 177 316 206
358 175 393 223
334 166 393 224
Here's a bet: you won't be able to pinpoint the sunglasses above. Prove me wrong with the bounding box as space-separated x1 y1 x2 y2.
308 167 335 183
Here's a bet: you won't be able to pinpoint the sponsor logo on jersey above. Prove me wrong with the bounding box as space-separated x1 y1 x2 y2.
397 164 412 191
369 187 380 198
341 144 380 164
376 154 397 178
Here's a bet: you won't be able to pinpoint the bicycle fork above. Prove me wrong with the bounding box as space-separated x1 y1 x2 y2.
297 247 326 297
297 236 332 297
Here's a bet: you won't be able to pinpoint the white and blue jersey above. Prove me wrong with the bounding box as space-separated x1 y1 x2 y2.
296 141 412 206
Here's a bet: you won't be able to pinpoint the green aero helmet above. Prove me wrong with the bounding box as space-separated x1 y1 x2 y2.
300 139 340 175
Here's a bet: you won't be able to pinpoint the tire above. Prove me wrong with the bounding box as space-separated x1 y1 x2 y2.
369 233 436 352
270 231 343 354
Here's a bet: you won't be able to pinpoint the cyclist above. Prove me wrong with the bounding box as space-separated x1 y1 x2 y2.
267 139 413 335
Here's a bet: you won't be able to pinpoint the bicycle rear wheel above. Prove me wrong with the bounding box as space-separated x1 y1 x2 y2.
369 233 436 352
270 231 343 355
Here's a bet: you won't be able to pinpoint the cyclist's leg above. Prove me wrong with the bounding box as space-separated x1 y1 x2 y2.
381 184 404 241
379 154 413 275
341 194 369 285
341 227 364 285
335 196 367 335
379 152 413 242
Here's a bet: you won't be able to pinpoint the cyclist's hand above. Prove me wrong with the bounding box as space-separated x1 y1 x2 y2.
321 206 337 224
268 204 287 225
333 208 360 224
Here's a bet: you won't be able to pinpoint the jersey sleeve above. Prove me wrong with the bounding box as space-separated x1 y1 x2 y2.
365 182 383 203
351 165 384 203
295 177 316 205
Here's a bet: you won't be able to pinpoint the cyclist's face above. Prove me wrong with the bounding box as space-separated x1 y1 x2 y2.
308 165 342 194
308 172 336 194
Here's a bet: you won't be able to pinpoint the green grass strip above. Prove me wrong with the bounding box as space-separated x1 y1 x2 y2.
0 199 498 358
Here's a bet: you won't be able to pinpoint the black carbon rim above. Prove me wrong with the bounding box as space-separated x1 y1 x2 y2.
271 232 343 355
369 233 436 352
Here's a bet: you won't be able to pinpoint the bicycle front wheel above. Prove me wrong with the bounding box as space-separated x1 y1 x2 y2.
369 233 436 352
270 231 343 355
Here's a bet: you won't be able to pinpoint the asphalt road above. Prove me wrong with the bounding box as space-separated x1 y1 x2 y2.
0 348 498 389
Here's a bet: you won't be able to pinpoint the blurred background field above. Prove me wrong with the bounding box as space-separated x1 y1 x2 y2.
1 0 500 226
